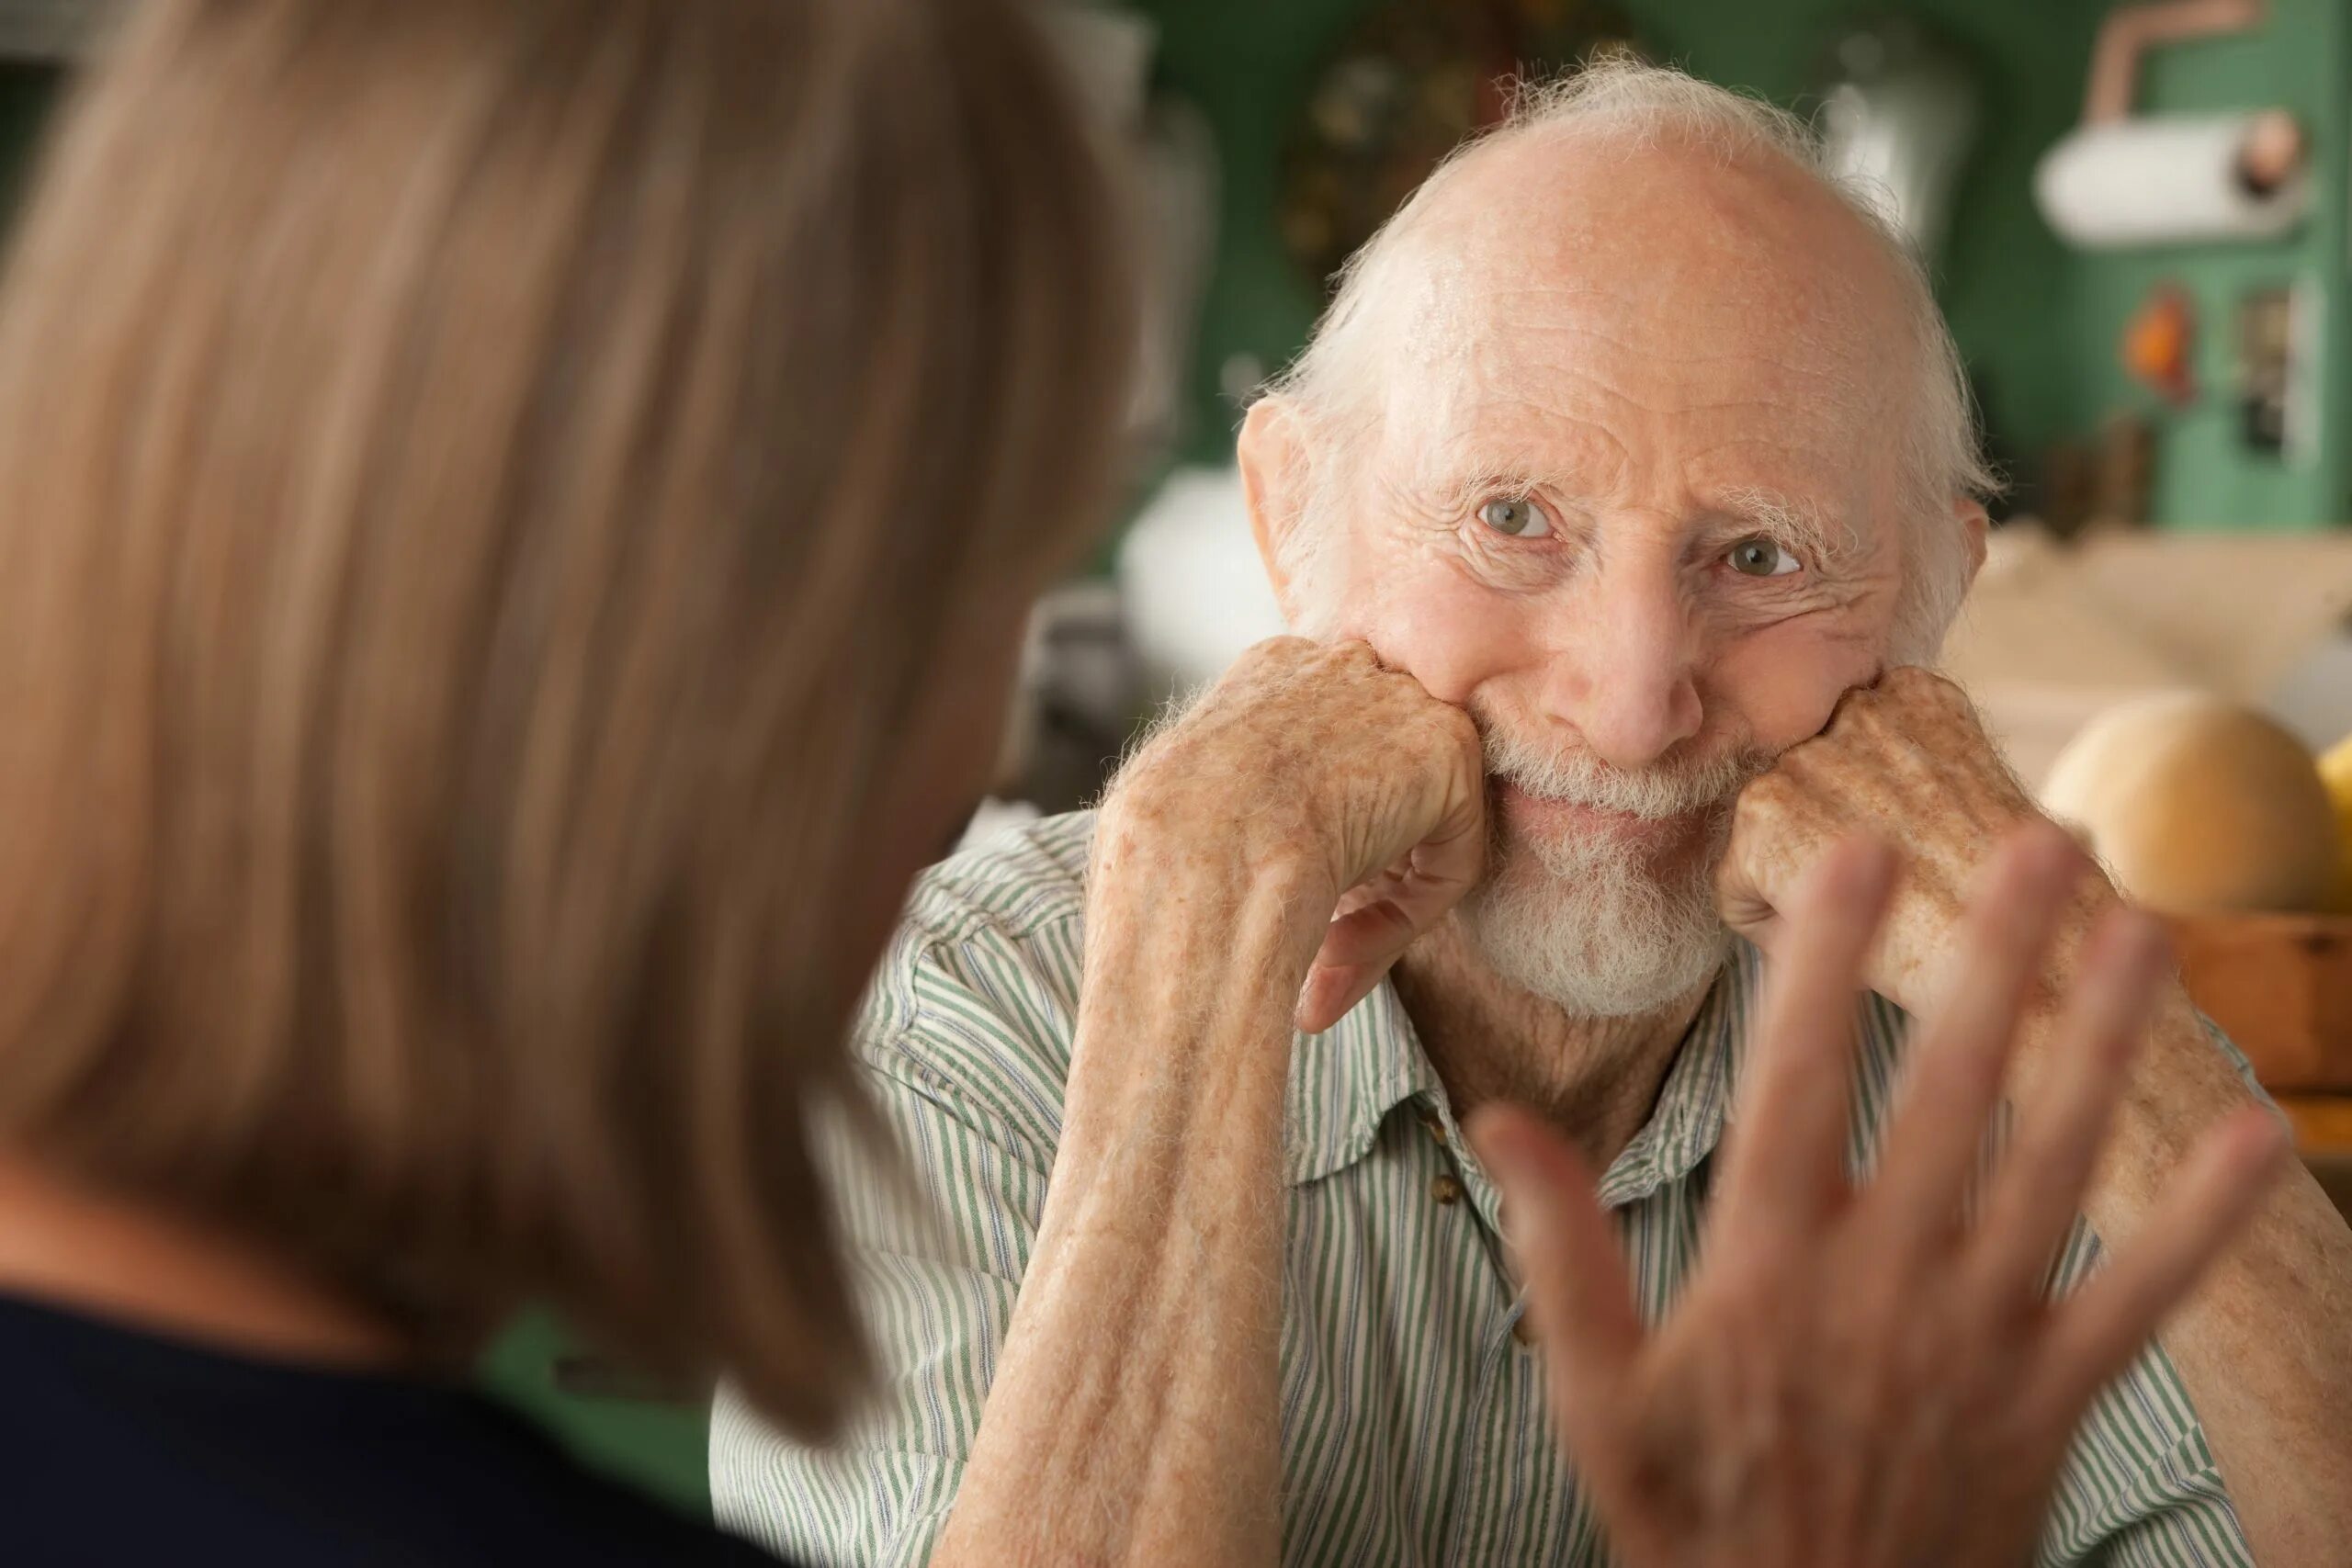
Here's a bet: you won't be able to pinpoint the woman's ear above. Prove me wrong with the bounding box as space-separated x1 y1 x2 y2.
1238 398 1308 615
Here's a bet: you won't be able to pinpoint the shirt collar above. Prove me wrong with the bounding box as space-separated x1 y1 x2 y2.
1283 941 1766 1209
1283 978 1442 1185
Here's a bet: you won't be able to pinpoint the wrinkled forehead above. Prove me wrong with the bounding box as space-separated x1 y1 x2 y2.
1371 134 1917 504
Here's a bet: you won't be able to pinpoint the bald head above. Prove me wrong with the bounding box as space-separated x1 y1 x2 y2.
1264 61 1991 659
1371 123 1907 380
1385 131 1917 520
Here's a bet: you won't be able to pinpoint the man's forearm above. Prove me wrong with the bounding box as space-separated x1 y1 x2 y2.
933 842 1317 1567
2075 987 2352 1567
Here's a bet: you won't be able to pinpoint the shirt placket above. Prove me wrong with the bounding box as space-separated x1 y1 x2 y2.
1396 1094 1568 1567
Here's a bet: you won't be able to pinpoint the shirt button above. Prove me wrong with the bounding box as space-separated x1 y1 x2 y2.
1511 1314 1538 1348
1430 1173 1463 1205
1420 1114 1448 1146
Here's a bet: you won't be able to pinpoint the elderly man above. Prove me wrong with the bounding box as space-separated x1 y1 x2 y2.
717 62 2352 1565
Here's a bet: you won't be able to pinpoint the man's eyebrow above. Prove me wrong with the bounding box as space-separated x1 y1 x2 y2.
1423 466 1589 513
1713 485 1863 567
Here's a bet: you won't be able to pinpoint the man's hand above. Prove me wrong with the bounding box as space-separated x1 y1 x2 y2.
940 638 1483 1566
1476 829 2289 1568
1711 678 2352 1565
1103 637 1486 1032
1717 667 2078 1027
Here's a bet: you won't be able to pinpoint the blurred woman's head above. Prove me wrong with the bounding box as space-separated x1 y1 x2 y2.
0 0 1134 1437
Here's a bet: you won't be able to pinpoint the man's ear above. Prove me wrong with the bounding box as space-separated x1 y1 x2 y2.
1238 397 1307 615
1955 494 1990 586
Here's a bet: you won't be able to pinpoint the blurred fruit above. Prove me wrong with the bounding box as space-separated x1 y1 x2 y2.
2320 732 2352 913
2041 692 2336 914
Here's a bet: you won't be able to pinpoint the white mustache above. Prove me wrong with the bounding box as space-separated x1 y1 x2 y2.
1481 728 1770 821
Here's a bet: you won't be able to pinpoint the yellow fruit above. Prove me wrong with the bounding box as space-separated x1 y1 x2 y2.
2322 733 2352 913
2041 694 2338 914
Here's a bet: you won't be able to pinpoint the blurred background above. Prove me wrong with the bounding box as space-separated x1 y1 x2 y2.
2 0 2345 1528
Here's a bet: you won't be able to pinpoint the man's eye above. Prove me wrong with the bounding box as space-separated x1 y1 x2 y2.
1725 536 1801 577
1476 497 1552 538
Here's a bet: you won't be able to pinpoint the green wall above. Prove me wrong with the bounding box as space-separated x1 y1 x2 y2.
1126 0 1375 468
2062 0 2351 526
1132 0 2352 527
479 1312 711 1517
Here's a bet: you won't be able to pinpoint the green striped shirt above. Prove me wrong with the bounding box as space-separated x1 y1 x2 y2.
713 810 2254 1567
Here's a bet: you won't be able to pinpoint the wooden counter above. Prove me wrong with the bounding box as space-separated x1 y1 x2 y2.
2166 912 2352 1091
2278 1095 2352 1221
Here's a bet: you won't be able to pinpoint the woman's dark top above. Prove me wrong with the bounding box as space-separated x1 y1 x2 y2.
0 1292 786 1565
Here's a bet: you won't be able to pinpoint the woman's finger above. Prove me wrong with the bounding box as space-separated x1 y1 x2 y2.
1861 825 2086 1263
1709 836 1895 1247
1963 907 2167 1307
1469 1104 1642 1439
2036 1107 2288 1408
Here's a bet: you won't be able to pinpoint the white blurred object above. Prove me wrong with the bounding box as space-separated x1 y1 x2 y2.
1039 3 1157 131
1115 466 1288 694
1128 102 1219 450
1816 17 1981 265
1039 5 1218 452
2265 631 2352 752
2035 115 2308 248
959 796 1042 855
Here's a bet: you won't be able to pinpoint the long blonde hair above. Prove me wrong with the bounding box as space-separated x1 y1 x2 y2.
0 0 1134 1438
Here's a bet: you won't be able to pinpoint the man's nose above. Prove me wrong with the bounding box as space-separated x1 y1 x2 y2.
1534 548 1703 770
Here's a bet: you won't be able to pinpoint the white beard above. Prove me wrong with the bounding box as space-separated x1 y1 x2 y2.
1457 723 1766 1018
1459 813 1734 1018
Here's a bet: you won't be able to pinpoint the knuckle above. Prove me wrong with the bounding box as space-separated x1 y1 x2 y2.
1888 664 1969 716
1430 700 1480 749
1817 709 1870 755
1738 766 1796 812
1239 635 1309 671
1223 637 1310 695
1919 669 1967 705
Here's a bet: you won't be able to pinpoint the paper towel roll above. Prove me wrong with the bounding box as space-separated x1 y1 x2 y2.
2035 114 2307 249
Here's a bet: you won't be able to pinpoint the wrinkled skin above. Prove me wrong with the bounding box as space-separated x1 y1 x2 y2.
1112 637 1488 1034
1718 668 2069 1025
